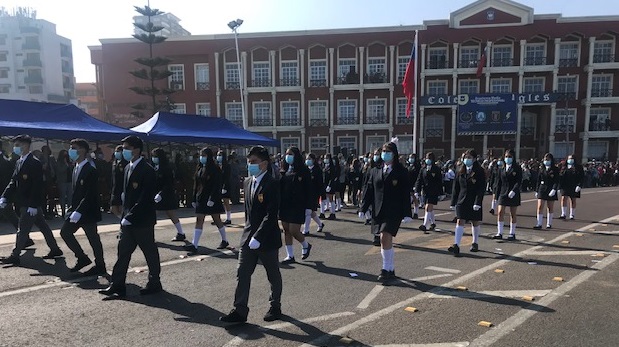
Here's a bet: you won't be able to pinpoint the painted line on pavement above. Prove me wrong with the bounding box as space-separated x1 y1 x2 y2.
428 289 552 300
411 274 453 281
357 285 385 309
524 250 612 256
425 266 462 274
376 343 470 347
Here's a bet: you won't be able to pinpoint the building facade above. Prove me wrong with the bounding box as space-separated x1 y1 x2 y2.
90 0 619 162
0 8 76 104
133 13 190 37
76 82 101 120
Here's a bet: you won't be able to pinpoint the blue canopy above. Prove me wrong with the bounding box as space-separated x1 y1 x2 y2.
131 112 279 147
0 99 137 141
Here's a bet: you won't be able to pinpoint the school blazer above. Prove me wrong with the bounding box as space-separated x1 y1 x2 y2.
68 162 102 223
414 165 443 197
361 165 412 220
496 165 523 197
240 173 282 251
123 159 157 227
1 153 45 209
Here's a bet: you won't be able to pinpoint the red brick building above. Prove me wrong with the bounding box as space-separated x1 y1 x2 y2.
89 0 619 162
75 82 101 120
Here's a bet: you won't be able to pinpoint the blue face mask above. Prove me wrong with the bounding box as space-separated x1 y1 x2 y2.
505 157 513 165
497 160 504 167
305 159 313 167
567 159 574 165
13 146 22 156
68 149 79 162
408 158 415 164
114 152 122 161
373 155 380 162
152 157 159 165
544 160 552 167
464 158 474 167
199 156 207 165
425 159 432 166
324 159 330 164
285 154 294 165
216 156 223 163
363 158 369 163
248 163 261 177
122 149 133 161
381 152 394 162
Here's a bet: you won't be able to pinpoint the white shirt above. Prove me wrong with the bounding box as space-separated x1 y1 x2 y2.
128 156 143 177
251 170 267 196
506 164 512 171
383 164 392 175
73 158 89 185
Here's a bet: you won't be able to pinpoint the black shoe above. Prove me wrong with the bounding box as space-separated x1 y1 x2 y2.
546 225 552 229
184 244 198 255
301 244 312 260
448 244 460 256
281 256 295 264
99 285 126 298
69 257 92 272
452 217 458 223
42 249 63 260
365 219 371 225
220 309 247 324
489 209 495 215
0 255 20 265
419 225 427 232
264 307 282 322
82 266 107 277
372 236 381 246
559 215 566 220
378 269 396 283
25 239 35 248
171 233 186 242
140 282 163 295
327 214 336 220
224 219 232 225
319 213 326 219
492 234 503 240
413 213 418 220
570 216 575 220
507 235 516 241
533 225 542 230
430 223 436 231
317 223 325 232
217 240 229 250
470 243 479 252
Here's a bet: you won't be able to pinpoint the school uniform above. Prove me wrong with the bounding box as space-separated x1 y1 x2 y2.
560 165 584 198
497 164 523 206
407 162 421 194
323 162 340 194
279 165 311 224
537 165 560 201
154 163 179 211
308 165 325 211
193 164 224 215
451 165 486 222
220 162 232 199
414 165 443 205
109 158 128 207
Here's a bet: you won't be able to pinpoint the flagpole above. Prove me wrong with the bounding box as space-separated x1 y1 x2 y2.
412 30 419 155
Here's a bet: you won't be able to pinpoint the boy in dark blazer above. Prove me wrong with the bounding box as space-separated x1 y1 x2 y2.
220 146 283 323
60 139 106 276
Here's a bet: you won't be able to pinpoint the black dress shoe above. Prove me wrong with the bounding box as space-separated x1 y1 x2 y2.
263 307 282 322
570 216 575 220
139 282 163 295
82 266 107 277
413 213 418 219
492 234 503 240
419 225 427 232
448 244 460 256
217 240 229 250
281 256 295 264
69 257 92 272
533 225 542 230
317 223 325 232
224 220 232 225
42 249 63 259
99 285 126 297
452 217 458 223
301 243 312 260
319 213 326 219
365 219 371 225
489 209 495 215
0 255 20 265
559 215 566 220
372 236 381 246
220 309 247 324
507 235 516 241
430 223 437 231
25 239 35 248
327 214 336 220
171 233 186 242
546 225 552 229
184 244 198 255
470 243 479 252
378 269 396 283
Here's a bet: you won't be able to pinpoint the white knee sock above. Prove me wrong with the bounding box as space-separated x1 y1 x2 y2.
388 248 395 271
570 208 575 218
336 197 342 210
454 226 464 245
330 201 336 214
536 214 543 226
381 247 394 271
218 226 227 242
561 206 567 217
413 205 419 215
472 225 480 244
304 211 312 233
285 245 294 258
312 214 322 225
497 221 504 236
509 223 517 235
192 229 203 247
547 213 553 227
174 222 184 235
226 210 231 221
381 248 388 270
301 240 309 253
423 212 430 227
491 200 497 209
320 200 327 214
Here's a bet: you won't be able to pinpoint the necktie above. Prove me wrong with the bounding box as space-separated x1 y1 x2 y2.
73 166 79 188
251 179 256 198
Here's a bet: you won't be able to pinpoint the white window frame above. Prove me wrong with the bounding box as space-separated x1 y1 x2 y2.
366 135 386 153
281 137 300 151
225 62 240 87
225 102 243 125
427 80 447 95
338 58 357 78
490 78 512 93
589 108 611 131
281 101 300 126
253 101 272 126
587 141 609 161
555 108 576 134
310 137 328 151
337 99 357 125
337 136 357 153
366 98 387 124
194 63 209 90
367 57 386 75
397 56 409 81
196 102 211 116
252 61 270 82
591 74 612 97
557 75 578 96
522 112 537 138
309 100 328 123
395 136 413 155
460 46 480 68
524 43 546 65
171 103 186 114
459 79 479 94
280 60 298 85
559 42 580 65
168 64 185 90
523 77 545 93
309 60 327 86
593 41 614 63
428 47 448 69
425 115 444 138
492 44 513 67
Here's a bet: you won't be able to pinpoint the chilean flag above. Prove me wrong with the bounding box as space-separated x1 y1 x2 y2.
476 46 487 78
402 34 417 118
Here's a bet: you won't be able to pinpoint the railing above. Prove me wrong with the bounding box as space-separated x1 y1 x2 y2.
427 60 449 69
281 118 300 126
426 129 443 137
196 82 210 90
23 59 42 67
366 72 387 84
250 79 271 87
336 116 357 125
309 119 328 126
228 119 243 127
589 121 611 131
593 54 615 64
279 78 300 87
559 58 578 67
253 118 273 126
309 79 327 87
556 92 577 101
591 89 613 98
225 81 240 89
555 124 575 133
24 75 43 84
523 57 548 66
521 126 535 135
491 58 514 67
365 114 387 124
337 74 360 85
459 59 479 68
396 116 414 125
169 81 184 90
21 42 41 50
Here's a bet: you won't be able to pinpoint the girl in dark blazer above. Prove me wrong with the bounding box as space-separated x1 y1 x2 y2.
109 145 128 218
407 153 421 220
151 148 185 242
217 150 233 225
449 149 486 256
347 158 363 207
534 153 560 229
303 153 325 235
280 147 313 264
185 147 228 254
365 149 383 244
415 152 443 232
322 153 339 220
559 154 584 220
493 149 522 241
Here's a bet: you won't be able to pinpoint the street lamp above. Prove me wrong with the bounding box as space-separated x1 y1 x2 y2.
228 19 246 129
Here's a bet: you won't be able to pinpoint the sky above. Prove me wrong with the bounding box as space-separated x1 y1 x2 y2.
2 0 617 82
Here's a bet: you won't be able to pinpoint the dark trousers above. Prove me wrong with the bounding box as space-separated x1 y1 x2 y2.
233 247 282 317
11 207 60 258
1 204 19 229
60 220 105 268
111 225 161 286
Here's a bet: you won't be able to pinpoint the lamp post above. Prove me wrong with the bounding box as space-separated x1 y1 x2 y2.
228 19 246 129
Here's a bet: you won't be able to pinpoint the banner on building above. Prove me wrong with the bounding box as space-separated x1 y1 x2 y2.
457 94 518 135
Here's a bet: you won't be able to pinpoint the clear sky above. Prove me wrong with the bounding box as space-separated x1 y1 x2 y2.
2 0 617 82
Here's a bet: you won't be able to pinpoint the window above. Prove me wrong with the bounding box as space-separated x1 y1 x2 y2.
338 58 357 83
196 103 211 116
281 101 300 126
460 46 479 68
309 60 327 87
367 58 386 83
396 98 413 124
425 116 444 138
490 79 511 93
557 75 578 98
225 102 243 126
521 112 536 136
310 137 328 151
429 48 448 69
366 99 387 124
559 43 579 67
397 56 409 82
253 102 272 126
591 75 612 97
338 137 357 153
171 103 186 114
337 100 357 125
523 77 544 93
366 136 386 153
28 85 42 94
524 43 546 65
396 138 413 155
168 64 185 90
589 108 611 131
492 45 513 67
427 80 447 95
0 69 8 79
593 41 614 63
194 63 209 90
280 61 298 86
587 141 609 161
252 62 271 87
281 137 300 151
555 109 576 133
225 62 240 89
0 35 6 45
309 100 328 126
0 84 9 93
0 52 7 62
555 142 575 162
459 80 479 94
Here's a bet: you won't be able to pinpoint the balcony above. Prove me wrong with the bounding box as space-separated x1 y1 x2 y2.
555 92 577 101
169 81 184 91
523 57 548 66
309 79 327 87
279 78 300 87
24 75 43 84
491 58 514 67
589 121 611 132
20 26 40 34
253 118 273 127
309 119 328 126
281 118 300 126
227 118 243 127
21 41 41 50
425 129 443 137
365 72 387 84
559 58 578 67
396 116 414 125
459 59 479 68
427 60 449 69
555 124 575 133
196 82 210 90
593 54 615 64
365 114 387 124
521 126 535 136
250 79 271 88
591 89 613 98
337 73 360 85
336 116 357 125
23 58 42 67
225 81 240 90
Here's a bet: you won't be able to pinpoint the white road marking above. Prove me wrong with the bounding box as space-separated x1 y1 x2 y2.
375 343 470 347
524 250 611 256
428 289 552 300
411 274 453 281
221 333 249 347
357 285 385 309
425 266 462 274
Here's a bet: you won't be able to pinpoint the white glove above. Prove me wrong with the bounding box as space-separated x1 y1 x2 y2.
222 189 227 194
121 218 132 226
508 191 516 199
248 237 260 249
414 193 419 199
358 212 365 219
549 189 556 197
0 197 6 209
154 193 162 203
206 200 215 207
325 186 331 193
473 205 481 211
450 206 455 210
69 211 81 223
192 202 197 208
535 192 539 199
27 207 38 216
121 192 125 203
402 217 414 224
575 186 581 193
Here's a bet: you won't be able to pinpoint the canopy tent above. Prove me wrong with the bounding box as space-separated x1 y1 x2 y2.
0 99 137 141
131 112 280 147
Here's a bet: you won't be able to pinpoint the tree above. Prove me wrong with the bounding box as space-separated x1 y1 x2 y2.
129 4 175 118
